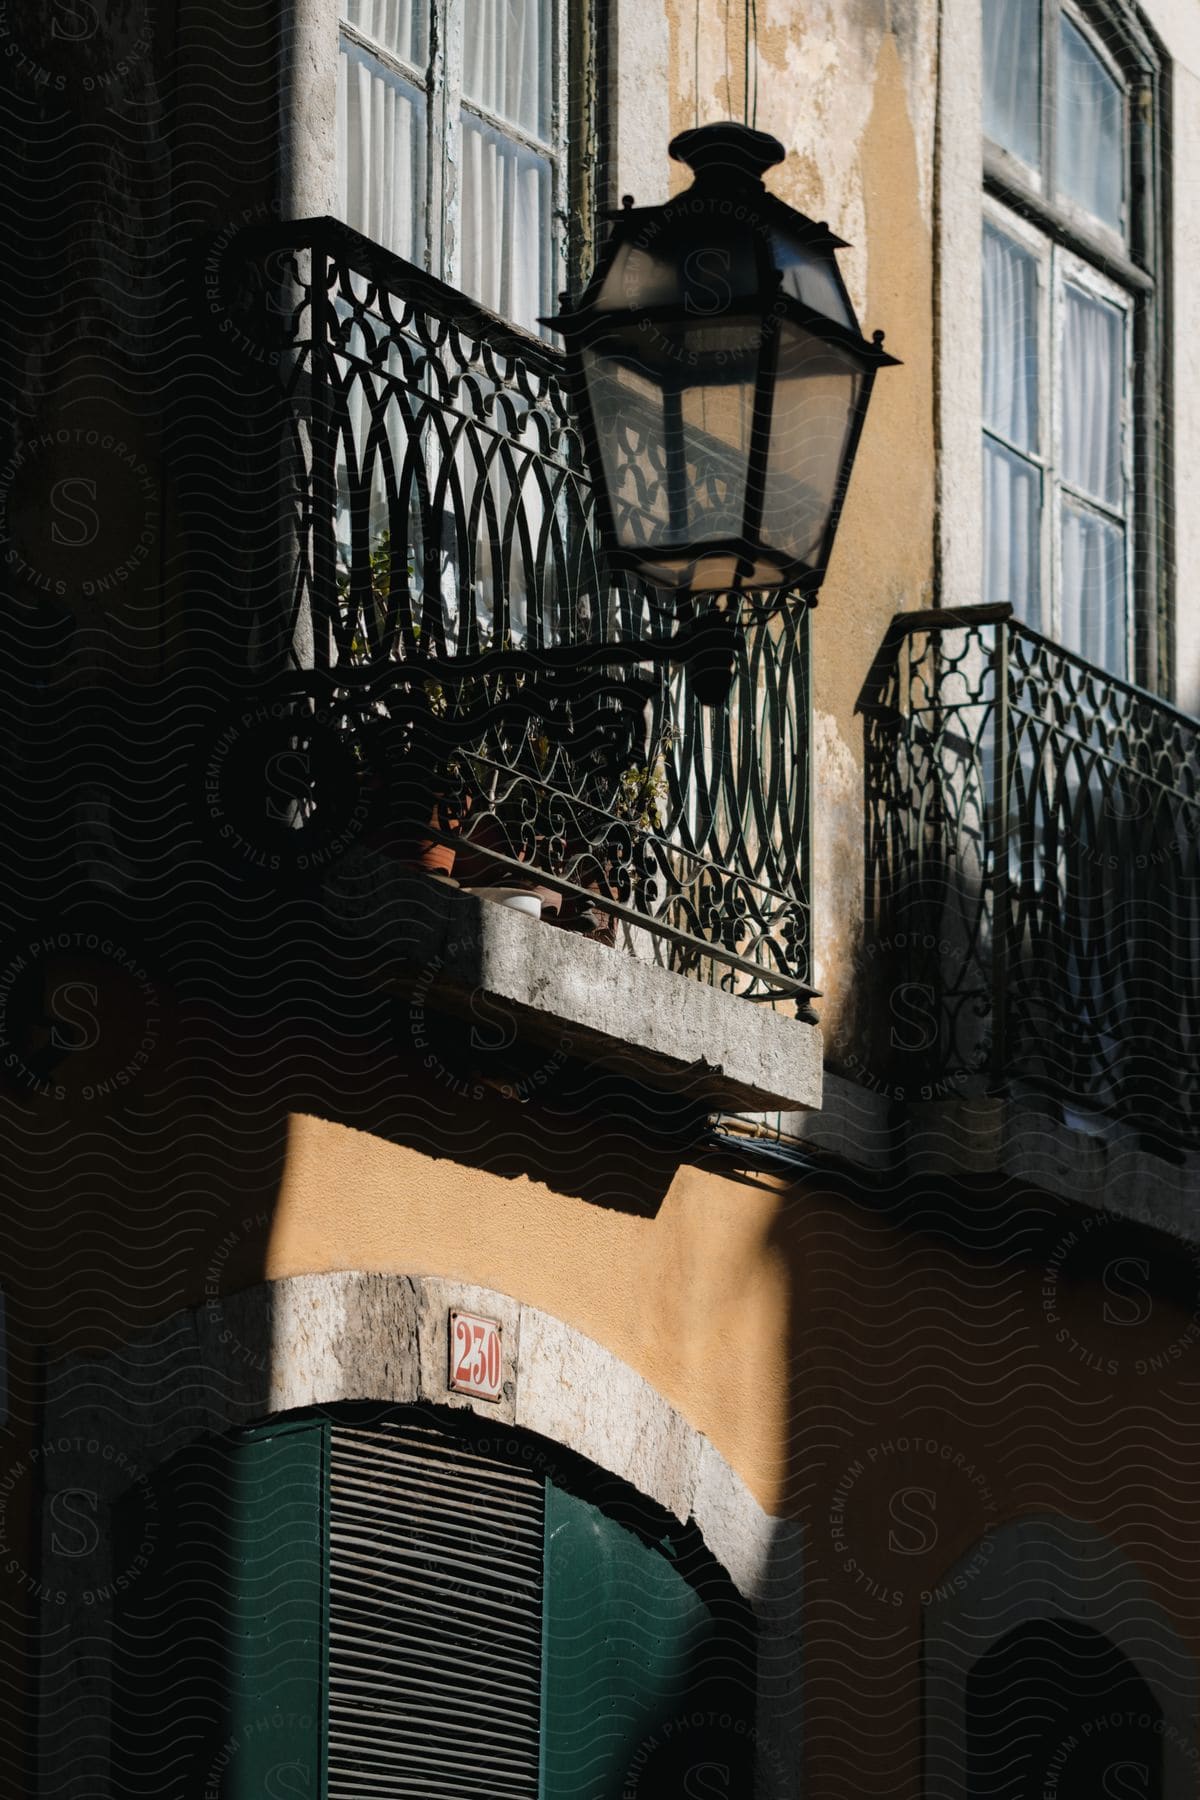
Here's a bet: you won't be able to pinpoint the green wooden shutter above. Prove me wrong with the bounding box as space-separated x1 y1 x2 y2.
113 1408 754 1800
541 1484 756 1800
112 1419 327 1799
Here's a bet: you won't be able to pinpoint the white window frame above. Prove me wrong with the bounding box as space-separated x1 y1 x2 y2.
980 0 1159 683
983 195 1135 669
337 0 571 332
1051 244 1134 671
982 202 1052 626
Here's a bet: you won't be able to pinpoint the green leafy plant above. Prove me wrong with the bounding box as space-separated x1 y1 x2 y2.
339 528 676 905
337 531 454 713
612 727 675 835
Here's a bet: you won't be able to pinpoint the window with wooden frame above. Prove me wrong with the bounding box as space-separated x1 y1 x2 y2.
336 0 584 337
980 0 1166 686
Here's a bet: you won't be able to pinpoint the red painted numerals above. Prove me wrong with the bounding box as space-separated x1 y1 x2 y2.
448 1311 503 1400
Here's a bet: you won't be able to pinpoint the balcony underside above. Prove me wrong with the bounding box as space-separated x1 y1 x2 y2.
327 853 823 1114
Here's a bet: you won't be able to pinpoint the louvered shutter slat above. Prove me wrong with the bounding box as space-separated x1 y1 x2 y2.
328 1419 544 1797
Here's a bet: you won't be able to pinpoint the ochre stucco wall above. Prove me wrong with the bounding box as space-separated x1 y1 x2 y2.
234 1110 794 1508
662 1 938 1046
254 1109 1200 1797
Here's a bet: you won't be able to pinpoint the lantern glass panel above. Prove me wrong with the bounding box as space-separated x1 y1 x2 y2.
761 319 864 568
593 226 763 317
580 336 672 540
593 241 683 312
769 232 856 328
581 316 766 583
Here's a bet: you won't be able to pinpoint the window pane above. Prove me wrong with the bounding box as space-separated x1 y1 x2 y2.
1057 16 1124 233
984 436 1043 626
1061 282 1123 509
982 0 1042 169
461 113 552 331
1061 502 1126 677
982 224 1039 452
337 36 428 266
463 0 553 139
342 0 428 67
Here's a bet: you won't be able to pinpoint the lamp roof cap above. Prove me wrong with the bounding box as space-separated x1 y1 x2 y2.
668 122 786 185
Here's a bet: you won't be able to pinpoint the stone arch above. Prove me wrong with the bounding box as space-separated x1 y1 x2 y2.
967 1615 1165 1797
40 1271 804 1798
922 1513 1197 1799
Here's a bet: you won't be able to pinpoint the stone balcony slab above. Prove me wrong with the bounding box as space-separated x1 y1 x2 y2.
325 850 823 1114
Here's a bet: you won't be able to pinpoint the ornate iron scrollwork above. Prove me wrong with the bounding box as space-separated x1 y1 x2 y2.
250 220 813 1005
861 605 1200 1146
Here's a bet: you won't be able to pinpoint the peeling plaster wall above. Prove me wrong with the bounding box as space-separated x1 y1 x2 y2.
282 0 340 219
810 708 862 1043
660 1 938 1047
610 1 672 204
662 0 937 375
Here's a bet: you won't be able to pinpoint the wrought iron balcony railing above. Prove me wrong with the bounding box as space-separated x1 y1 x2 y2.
860 604 1200 1149
254 219 812 1005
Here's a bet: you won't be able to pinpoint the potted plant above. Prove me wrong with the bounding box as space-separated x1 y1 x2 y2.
337 532 471 879
453 723 565 921
552 730 675 947
338 530 567 913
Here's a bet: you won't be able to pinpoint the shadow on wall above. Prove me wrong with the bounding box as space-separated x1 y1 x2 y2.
731 1133 1200 1800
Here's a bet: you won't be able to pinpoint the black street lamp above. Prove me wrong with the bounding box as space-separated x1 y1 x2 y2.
544 121 898 598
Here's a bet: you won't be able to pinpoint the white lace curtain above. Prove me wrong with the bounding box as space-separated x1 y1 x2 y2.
459 120 551 329
463 0 548 133
982 226 1128 676
982 224 1042 629
1059 283 1126 676
337 0 555 335
1061 283 1121 507
982 0 1041 168
337 37 427 266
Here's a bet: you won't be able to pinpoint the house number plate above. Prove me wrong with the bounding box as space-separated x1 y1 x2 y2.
448 1309 503 1402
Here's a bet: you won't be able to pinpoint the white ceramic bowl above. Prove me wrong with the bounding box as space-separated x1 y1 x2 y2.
465 887 543 918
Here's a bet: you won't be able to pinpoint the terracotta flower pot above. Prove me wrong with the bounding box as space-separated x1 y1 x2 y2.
361 770 466 877
410 824 457 877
